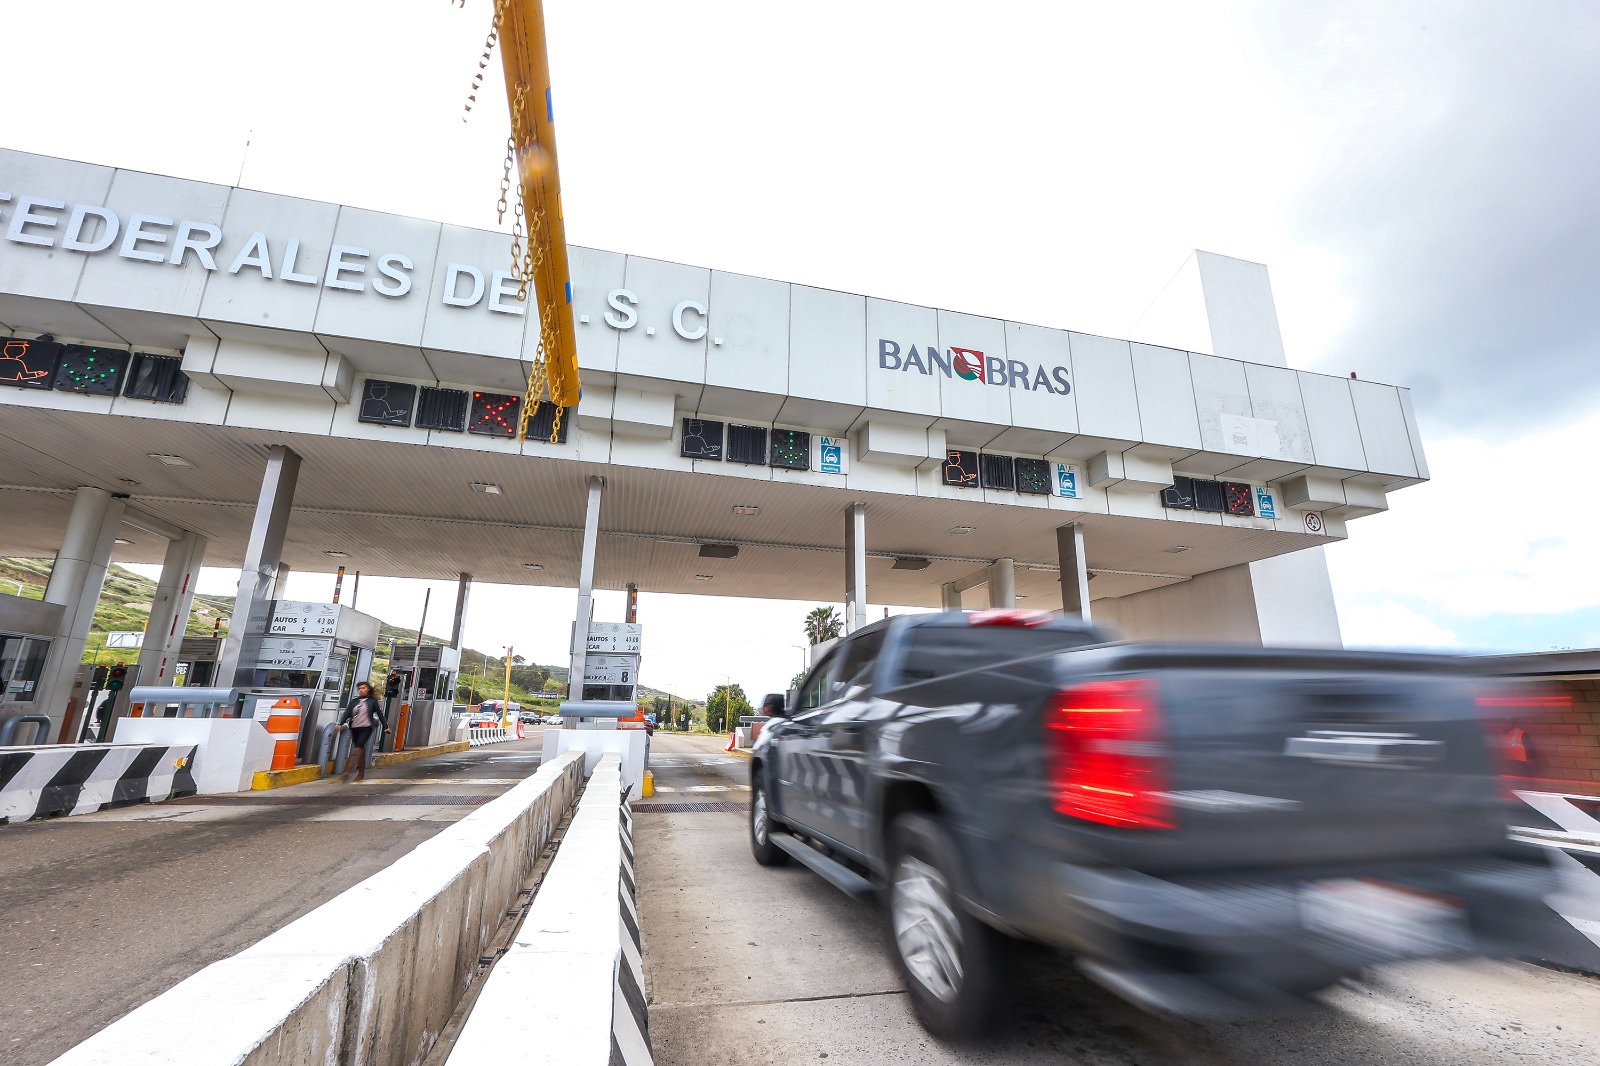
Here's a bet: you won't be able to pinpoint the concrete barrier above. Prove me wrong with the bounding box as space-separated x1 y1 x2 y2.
447 752 652 1065
0 742 197 824
468 725 513 747
49 748 587 1066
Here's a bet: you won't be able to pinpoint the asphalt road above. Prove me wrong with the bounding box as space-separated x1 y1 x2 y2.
635 733 1600 1065
0 733 549 1066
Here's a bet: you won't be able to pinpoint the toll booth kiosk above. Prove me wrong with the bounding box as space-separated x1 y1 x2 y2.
174 636 222 688
118 601 381 788
0 595 62 744
387 643 460 748
243 601 381 762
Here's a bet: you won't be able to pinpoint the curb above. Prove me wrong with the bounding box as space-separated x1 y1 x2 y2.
726 748 752 760
251 764 321 790
373 740 470 767
251 740 473 790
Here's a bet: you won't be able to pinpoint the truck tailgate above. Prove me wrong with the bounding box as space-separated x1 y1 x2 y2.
1048 651 1512 874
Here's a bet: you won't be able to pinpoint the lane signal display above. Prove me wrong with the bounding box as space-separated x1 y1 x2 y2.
468 391 522 437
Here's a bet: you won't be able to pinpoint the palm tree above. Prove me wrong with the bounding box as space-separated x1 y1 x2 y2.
803 606 843 645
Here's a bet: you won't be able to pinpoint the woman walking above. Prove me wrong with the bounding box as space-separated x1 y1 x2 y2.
336 680 391 783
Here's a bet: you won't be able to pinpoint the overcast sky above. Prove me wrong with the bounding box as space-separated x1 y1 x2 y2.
6 1 1598 696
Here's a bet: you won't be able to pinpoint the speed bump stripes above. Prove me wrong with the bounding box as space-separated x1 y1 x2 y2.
0 743 197 823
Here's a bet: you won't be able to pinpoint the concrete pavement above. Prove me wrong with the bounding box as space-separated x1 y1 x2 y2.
0 733 549 1065
634 733 1600 1065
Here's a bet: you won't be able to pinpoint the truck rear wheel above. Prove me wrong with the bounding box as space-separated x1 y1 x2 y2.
750 767 789 867
886 813 1003 1041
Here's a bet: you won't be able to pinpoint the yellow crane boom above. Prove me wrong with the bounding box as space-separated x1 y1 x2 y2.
493 0 581 422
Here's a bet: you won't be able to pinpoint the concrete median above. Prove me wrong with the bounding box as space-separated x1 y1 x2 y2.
447 751 652 1065
48 748 587 1066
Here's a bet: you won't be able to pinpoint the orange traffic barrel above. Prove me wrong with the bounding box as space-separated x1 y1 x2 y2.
264 696 303 771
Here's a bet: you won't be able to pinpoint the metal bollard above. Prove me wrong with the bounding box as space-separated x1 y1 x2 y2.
0 714 53 746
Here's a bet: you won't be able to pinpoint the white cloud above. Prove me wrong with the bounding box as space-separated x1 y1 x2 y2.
1338 601 1459 650
1327 408 1600 640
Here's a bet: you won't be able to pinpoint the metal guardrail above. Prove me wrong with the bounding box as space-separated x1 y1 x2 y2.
0 714 52 746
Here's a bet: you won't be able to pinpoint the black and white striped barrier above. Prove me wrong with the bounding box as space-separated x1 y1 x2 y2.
448 751 653 1065
0 743 198 824
1513 791 1600 974
468 725 514 747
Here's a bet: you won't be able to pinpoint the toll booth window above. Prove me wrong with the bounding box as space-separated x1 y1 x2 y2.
1 636 44 701
0 337 62 390
123 353 190 404
54 344 129 396
893 626 1094 686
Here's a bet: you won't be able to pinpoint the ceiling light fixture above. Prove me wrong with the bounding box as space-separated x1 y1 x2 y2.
1026 565 1056 573
693 574 713 581
948 525 974 536
1163 545 1190 553
471 482 503 495
117 477 140 486
147 453 192 467
522 563 544 571
732 505 760 516
890 557 931 571
113 538 133 546
323 550 350 559
698 543 740 560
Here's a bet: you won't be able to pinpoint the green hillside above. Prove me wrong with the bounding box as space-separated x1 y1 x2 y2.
0 557 693 709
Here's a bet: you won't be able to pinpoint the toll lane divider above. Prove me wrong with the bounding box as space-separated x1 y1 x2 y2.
469 725 514 747
447 752 653 1066
0 743 197 824
49 748 588 1066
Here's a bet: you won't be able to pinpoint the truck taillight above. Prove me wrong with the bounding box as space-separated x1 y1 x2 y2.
1045 678 1173 829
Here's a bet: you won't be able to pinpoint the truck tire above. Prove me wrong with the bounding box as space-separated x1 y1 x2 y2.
886 813 1003 1041
750 766 790 867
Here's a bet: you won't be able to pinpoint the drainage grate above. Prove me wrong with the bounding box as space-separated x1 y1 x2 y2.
179 794 493 807
633 801 745 814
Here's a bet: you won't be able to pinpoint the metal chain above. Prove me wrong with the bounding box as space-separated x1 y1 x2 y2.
461 1 502 121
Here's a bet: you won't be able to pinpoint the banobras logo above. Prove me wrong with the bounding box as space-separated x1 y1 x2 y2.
877 340 1070 395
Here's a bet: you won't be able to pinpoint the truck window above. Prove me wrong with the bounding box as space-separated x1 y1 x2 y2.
893 625 1093 685
797 650 840 712
828 629 886 702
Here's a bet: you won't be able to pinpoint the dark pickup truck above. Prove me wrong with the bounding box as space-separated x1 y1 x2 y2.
749 609 1556 1039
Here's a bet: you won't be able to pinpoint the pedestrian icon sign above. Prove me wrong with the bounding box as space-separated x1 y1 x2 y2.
1256 488 1277 519
1054 463 1080 499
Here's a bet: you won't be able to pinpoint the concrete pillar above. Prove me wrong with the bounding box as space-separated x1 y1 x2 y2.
986 558 1016 608
567 476 605 698
1056 524 1091 621
34 487 128 736
218 446 302 689
451 572 472 649
940 582 961 610
843 503 867 634
135 531 207 687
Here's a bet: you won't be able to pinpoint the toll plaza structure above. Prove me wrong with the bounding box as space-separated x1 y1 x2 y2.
0 146 1429 758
